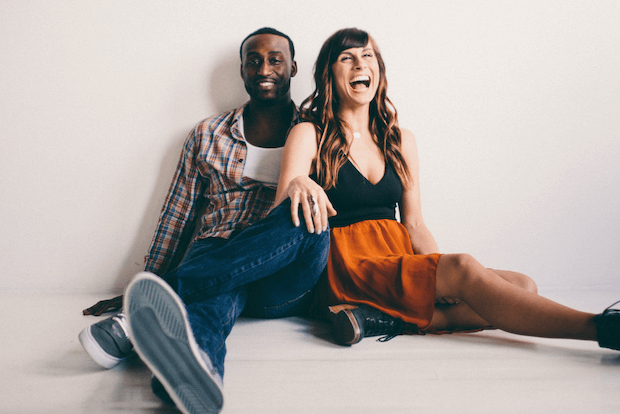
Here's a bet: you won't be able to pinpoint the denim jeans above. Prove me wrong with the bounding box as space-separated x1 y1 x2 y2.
163 200 330 378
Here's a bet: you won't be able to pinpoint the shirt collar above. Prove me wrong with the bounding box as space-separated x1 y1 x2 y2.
231 102 299 143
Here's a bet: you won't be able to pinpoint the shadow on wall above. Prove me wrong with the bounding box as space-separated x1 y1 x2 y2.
208 52 248 114
111 52 249 293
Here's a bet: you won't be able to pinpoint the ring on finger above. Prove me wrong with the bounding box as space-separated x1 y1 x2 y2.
308 195 319 216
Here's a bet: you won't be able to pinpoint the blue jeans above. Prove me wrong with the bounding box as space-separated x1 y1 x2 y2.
163 200 329 378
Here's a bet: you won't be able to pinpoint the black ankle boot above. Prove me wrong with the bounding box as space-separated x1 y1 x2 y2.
330 304 415 345
595 300 620 351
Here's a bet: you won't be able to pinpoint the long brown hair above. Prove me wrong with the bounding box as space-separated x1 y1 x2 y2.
301 28 410 190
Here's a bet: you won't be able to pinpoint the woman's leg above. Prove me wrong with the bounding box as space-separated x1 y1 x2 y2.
431 268 538 331
433 253 597 340
490 269 538 293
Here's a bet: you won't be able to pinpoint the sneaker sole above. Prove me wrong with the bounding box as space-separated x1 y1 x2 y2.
124 272 224 414
78 325 123 369
331 308 362 345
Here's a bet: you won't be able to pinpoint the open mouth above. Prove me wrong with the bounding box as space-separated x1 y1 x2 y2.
350 75 370 90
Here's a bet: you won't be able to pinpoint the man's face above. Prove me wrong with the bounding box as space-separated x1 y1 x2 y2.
240 34 297 104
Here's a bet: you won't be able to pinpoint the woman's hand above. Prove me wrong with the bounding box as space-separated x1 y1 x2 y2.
436 297 461 305
285 175 336 234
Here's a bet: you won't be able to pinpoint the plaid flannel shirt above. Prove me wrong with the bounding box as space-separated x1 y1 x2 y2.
144 102 300 276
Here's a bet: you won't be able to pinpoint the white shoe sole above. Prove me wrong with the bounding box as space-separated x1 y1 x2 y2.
78 325 123 369
124 272 224 414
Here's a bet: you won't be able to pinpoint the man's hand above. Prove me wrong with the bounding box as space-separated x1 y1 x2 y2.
82 295 123 316
285 176 336 234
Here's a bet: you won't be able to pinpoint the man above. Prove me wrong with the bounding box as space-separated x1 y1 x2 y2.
79 28 330 413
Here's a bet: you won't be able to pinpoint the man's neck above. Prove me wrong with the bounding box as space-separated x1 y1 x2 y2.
243 97 294 148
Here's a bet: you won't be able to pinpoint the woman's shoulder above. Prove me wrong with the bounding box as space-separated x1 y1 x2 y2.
397 127 417 148
287 122 318 144
290 121 317 135
398 126 415 140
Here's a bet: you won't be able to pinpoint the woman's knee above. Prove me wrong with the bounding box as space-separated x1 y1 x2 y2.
490 269 538 294
436 253 481 297
522 274 538 294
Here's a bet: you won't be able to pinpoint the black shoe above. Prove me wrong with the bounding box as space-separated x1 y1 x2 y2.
330 304 415 345
595 300 620 351
78 312 133 368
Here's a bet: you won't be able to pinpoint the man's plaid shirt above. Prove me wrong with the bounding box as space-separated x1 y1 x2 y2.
144 103 300 276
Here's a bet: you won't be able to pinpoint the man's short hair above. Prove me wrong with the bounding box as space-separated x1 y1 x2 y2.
239 27 295 60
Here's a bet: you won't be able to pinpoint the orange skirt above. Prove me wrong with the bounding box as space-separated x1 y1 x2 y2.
325 219 441 331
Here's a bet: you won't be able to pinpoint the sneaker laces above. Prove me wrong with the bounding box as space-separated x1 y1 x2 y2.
112 313 130 338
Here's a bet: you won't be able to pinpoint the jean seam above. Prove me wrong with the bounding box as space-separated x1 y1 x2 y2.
185 231 314 301
263 289 312 313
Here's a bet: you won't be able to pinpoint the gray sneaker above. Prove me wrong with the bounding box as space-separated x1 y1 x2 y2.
125 272 224 414
78 312 133 368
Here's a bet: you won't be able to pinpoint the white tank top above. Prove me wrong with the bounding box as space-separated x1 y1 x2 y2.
238 116 284 188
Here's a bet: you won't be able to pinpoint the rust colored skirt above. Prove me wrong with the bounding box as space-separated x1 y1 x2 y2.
324 219 441 332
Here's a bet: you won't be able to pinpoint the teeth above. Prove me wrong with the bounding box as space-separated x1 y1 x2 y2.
350 75 371 89
351 75 370 83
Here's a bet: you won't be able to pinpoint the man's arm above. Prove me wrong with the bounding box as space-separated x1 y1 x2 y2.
144 126 206 276
82 126 206 315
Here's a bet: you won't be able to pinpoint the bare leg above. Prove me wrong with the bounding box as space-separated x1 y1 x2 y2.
431 268 538 331
434 254 597 340
490 269 538 294
431 301 490 331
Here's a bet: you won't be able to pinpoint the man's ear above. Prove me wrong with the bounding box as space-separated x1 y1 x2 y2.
291 60 298 77
240 63 244 79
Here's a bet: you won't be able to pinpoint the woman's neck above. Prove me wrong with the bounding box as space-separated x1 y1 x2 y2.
337 104 370 135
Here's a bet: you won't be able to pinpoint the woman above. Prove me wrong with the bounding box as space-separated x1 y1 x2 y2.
274 28 619 350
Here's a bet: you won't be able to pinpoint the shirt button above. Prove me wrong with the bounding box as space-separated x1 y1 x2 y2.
238 159 244 163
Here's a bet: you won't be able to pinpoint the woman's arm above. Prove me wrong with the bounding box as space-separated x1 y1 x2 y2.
398 128 440 255
274 122 336 234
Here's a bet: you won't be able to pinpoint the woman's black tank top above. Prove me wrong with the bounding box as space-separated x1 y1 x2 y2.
323 160 402 228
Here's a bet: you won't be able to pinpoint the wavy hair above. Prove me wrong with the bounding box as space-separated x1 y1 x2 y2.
301 28 410 190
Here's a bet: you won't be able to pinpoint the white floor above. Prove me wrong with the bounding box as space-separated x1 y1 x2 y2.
2 289 619 414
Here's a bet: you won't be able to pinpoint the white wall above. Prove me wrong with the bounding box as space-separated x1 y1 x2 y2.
1 0 619 294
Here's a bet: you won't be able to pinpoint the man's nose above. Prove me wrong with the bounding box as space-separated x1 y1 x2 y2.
259 61 272 76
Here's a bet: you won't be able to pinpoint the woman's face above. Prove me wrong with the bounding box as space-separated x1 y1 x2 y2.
331 44 380 109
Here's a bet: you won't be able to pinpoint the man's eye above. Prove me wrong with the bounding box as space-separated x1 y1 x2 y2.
270 59 282 65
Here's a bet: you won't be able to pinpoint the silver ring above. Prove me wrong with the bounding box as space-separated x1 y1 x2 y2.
308 195 319 216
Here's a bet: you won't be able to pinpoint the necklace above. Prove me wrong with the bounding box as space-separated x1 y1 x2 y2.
353 132 361 139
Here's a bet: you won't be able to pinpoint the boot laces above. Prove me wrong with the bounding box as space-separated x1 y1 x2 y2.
362 314 405 342
603 300 620 313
